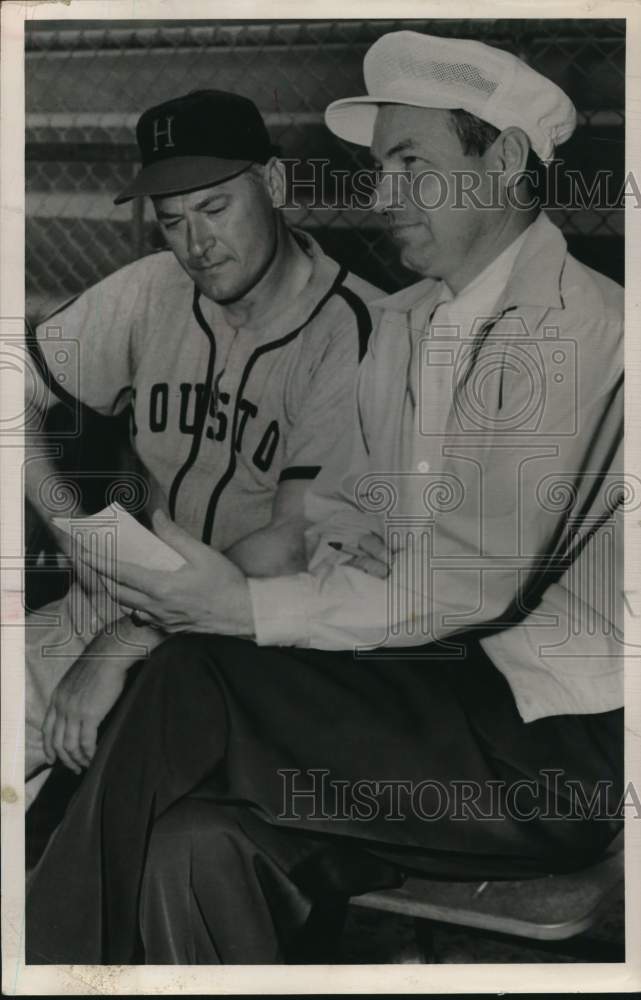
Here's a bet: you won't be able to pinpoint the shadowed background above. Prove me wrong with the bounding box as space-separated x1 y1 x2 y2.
26 18 625 325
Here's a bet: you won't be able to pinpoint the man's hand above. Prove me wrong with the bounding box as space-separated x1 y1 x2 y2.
41 628 139 773
331 532 398 579
86 511 254 636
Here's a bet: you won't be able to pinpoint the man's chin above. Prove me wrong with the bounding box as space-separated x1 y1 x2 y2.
399 246 438 279
195 275 238 304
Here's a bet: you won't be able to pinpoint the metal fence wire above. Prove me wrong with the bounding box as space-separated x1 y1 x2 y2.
26 18 625 321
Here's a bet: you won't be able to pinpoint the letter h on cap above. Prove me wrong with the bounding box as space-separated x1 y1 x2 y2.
152 116 175 152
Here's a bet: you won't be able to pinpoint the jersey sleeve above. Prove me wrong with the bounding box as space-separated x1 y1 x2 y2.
278 306 372 484
32 260 146 418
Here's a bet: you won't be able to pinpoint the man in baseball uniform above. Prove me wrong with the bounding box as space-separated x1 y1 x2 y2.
27 34 624 965
25 89 379 797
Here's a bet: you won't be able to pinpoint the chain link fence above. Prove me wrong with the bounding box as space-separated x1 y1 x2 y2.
26 18 625 321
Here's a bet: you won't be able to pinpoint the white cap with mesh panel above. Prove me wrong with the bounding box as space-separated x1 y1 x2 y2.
324 31 576 162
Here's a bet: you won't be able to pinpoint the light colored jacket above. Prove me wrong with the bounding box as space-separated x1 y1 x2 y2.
249 214 625 721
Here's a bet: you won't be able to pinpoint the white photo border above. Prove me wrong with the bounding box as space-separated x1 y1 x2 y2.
2 0 640 993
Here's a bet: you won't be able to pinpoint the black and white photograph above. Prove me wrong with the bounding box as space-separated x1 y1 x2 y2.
1 1 640 993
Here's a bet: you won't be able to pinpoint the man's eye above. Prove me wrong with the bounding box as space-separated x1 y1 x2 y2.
205 205 225 217
162 218 181 230
402 156 419 168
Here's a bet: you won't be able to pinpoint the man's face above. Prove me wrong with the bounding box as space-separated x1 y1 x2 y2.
154 168 277 302
371 105 494 281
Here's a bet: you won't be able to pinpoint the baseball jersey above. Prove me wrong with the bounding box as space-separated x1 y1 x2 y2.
32 231 380 549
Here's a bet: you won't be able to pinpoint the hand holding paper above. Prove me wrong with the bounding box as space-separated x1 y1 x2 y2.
52 502 186 619
65 505 253 636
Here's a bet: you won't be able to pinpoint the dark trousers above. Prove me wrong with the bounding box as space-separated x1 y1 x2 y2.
26 634 623 964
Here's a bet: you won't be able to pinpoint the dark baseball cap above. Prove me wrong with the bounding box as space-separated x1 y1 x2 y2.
114 89 275 205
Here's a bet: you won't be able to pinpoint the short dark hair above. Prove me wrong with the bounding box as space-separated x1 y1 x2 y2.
448 108 545 201
449 108 501 157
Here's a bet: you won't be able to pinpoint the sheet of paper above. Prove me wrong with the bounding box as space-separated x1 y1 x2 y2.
52 502 186 571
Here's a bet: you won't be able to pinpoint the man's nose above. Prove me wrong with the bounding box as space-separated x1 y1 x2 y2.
186 215 215 257
373 171 411 215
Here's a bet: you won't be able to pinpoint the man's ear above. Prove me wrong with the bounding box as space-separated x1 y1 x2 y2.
486 127 531 190
263 157 287 209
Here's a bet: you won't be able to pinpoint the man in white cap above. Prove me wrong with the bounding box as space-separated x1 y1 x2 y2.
27 33 624 964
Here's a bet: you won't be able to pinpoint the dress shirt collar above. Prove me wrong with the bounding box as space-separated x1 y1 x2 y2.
436 225 531 333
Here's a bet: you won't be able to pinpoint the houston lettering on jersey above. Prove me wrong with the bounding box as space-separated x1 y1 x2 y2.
133 381 280 474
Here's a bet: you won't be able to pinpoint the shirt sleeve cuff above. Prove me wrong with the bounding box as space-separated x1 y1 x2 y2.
248 574 313 647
